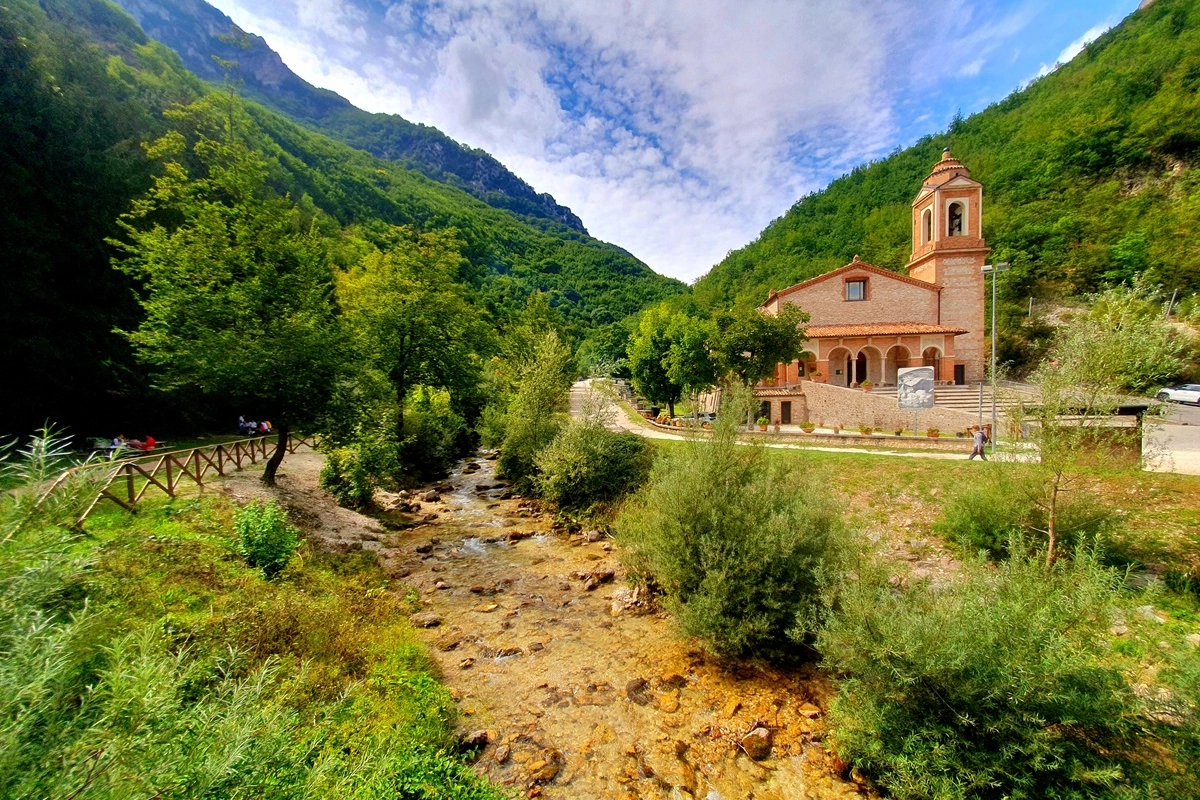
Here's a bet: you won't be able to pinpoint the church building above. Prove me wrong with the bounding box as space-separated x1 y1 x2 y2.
760 149 989 388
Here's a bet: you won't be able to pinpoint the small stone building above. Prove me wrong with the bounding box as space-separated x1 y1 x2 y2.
759 150 989 393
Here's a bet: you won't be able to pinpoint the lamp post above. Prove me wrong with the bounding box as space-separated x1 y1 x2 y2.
981 261 1010 455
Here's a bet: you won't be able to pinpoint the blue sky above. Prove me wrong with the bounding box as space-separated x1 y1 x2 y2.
208 0 1139 281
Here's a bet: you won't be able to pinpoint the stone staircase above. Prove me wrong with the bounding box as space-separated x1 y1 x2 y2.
868 383 1037 413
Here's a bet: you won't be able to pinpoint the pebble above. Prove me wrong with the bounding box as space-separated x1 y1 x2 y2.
410 612 443 628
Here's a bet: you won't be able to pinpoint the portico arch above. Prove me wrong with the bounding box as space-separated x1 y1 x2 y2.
856 346 883 385
885 345 911 385
827 347 852 387
922 346 942 380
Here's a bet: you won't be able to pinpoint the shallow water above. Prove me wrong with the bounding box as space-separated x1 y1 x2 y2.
383 456 863 800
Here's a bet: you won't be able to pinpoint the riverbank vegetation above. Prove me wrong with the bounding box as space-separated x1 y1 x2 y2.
0 433 505 800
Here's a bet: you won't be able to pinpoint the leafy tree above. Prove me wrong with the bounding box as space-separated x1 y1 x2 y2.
711 304 809 387
336 228 491 445
627 305 684 417
665 313 719 403
497 331 576 489
1021 283 1188 563
113 99 340 484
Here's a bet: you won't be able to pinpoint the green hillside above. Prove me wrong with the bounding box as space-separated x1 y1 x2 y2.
696 0 1200 316
0 0 682 435
111 0 589 232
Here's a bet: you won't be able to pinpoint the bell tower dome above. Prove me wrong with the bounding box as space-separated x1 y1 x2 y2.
906 149 989 383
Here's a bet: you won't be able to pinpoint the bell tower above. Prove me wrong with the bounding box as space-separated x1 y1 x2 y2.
906 149 989 384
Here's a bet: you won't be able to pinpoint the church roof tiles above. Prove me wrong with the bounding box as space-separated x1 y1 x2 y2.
804 322 967 338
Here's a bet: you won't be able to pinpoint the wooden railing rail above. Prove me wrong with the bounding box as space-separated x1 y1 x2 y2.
69 434 317 526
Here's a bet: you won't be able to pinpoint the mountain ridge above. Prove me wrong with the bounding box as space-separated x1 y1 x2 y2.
111 0 587 232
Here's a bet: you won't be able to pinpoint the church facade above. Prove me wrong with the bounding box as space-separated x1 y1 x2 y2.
760 149 989 389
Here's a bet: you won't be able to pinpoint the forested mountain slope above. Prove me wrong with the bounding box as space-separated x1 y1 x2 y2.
695 0 1200 313
111 0 586 232
0 0 681 435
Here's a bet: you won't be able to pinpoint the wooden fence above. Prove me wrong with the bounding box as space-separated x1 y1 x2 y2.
69 434 317 526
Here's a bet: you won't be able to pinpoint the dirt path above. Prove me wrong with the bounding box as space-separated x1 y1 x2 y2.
218 451 863 800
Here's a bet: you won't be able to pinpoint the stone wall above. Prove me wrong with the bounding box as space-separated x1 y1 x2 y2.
800 381 978 432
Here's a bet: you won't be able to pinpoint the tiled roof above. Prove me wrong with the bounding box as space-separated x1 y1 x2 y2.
805 322 967 338
753 387 805 397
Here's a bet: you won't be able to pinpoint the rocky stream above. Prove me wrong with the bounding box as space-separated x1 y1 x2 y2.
221 450 865 800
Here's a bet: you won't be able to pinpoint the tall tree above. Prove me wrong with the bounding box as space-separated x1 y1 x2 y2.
113 98 339 484
628 305 684 418
335 228 490 445
711 304 809 387
665 314 719 410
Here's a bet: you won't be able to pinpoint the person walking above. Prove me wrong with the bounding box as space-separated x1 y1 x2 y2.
968 425 988 460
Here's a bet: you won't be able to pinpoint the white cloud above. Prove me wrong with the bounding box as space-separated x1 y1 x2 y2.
1035 21 1113 79
205 0 1126 282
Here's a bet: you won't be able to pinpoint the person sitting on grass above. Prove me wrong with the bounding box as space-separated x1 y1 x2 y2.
125 436 156 452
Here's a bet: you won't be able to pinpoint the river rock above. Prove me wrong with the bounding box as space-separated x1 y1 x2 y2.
494 744 511 764
414 542 433 554
461 729 493 749
1135 605 1166 623
625 677 652 705
410 611 443 628
1186 633 1200 648
527 755 560 784
741 727 772 760
436 632 464 651
660 672 687 689
798 701 822 719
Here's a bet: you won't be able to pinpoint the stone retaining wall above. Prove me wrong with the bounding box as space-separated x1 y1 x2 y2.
800 381 979 433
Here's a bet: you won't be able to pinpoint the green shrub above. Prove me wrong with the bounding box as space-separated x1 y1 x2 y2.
320 445 375 509
935 466 1113 558
235 500 300 578
398 386 468 482
534 421 653 510
818 548 1143 800
617 394 850 658
497 332 574 490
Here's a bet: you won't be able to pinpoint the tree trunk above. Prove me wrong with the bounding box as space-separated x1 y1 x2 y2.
668 400 675 419
262 422 289 486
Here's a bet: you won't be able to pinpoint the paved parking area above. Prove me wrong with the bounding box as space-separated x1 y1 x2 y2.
1144 402 1200 475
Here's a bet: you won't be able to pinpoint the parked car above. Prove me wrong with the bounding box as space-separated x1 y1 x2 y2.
1155 384 1200 405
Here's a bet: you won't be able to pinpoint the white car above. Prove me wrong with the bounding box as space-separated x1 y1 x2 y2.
1156 384 1200 405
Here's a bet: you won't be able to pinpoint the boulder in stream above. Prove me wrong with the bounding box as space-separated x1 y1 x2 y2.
741 727 772 760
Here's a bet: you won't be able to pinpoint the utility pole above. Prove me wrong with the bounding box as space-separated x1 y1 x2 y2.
982 262 1010 455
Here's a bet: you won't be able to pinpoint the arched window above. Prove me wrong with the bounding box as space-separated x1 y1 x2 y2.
947 202 964 236
921 208 933 244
